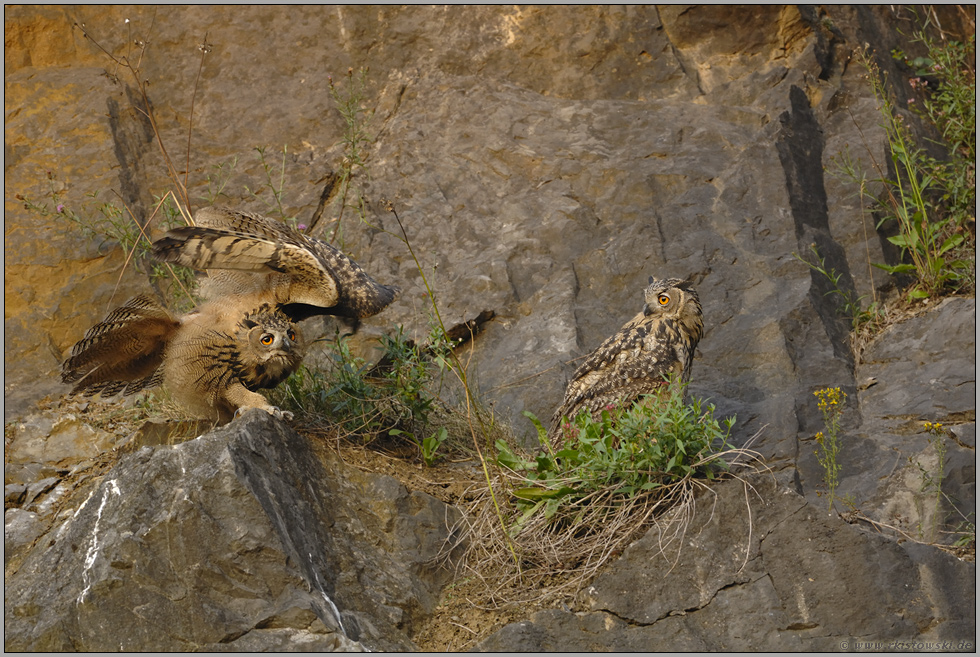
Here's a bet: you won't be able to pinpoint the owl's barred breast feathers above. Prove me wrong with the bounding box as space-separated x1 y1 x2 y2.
548 277 704 445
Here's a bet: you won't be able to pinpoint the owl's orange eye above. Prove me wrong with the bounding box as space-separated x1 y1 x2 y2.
658 293 671 306
260 334 274 346
287 329 297 342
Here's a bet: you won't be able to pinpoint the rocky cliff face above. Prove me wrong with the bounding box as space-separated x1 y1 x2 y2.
477 474 975 651
5 5 975 651
5 411 462 651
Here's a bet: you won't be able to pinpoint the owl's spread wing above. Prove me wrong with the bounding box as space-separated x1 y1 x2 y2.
62 295 180 397
192 206 298 240
297 237 399 319
152 207 398 319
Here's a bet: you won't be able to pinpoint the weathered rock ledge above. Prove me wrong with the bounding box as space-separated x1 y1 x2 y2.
476 473 975 651
4 412 463 652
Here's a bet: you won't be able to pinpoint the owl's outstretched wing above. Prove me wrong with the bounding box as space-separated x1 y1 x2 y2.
62 295 180 397
152 207 399 320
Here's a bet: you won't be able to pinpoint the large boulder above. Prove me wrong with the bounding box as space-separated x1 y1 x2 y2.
4 412 463 651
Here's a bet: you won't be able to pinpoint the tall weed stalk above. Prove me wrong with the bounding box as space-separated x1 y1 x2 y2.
833 43 974 300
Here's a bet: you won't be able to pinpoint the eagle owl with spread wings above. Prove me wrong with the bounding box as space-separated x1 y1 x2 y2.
61 207 398 423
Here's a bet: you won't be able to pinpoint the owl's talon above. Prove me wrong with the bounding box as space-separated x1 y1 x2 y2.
233 405 293 422
270 407 294 421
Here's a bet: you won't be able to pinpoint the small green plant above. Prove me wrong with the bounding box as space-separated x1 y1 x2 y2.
497 384 735 534
270 325 459 465
914 421 949 542
793 244 886 335
419 427 449 467
199 155 239 206
244 145 299 225
327 67 373 244
952 520 975 550
813 387 846 513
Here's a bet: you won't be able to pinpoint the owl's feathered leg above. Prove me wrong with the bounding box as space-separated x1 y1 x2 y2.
221 382 294 422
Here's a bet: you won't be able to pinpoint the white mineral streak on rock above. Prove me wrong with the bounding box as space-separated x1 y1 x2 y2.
76 480 121 604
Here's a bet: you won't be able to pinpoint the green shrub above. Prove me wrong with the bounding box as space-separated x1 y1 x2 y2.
271 325 458 465
497 384 735 534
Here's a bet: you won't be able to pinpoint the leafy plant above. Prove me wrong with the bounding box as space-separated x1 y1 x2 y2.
497 384 735 534
813 387 846 513
419 427 449 467
833 42 974 300
897 29 975 173
270 325 459 465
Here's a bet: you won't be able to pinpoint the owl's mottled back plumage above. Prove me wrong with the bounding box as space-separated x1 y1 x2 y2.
548 277 704 446
62 206 397 424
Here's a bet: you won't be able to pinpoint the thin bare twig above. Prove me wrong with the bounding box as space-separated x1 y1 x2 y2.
184 33 211 203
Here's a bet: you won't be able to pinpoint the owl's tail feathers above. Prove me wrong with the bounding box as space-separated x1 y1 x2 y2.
61 295 180 398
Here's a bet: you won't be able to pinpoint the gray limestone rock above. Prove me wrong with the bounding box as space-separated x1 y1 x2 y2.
3 412 463 652
477 475 975 651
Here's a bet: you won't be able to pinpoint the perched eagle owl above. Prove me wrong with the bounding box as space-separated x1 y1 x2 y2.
61 207 398 423
548 277 703 446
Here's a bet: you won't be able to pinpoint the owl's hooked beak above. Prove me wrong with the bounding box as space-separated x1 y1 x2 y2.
643 303 655 316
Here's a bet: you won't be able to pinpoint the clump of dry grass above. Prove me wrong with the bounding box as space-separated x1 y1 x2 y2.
439 387 765 609
450 453 763 609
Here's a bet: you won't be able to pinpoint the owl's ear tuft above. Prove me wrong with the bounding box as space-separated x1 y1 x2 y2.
648 275 654 285
242 318 258 329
